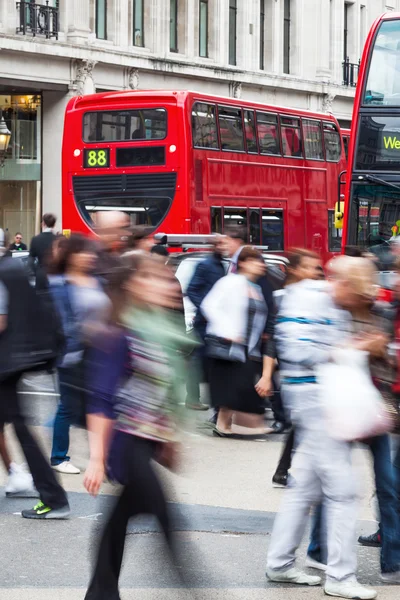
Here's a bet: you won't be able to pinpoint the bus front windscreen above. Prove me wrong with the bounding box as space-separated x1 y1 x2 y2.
351 182 400 268
364 19 400 106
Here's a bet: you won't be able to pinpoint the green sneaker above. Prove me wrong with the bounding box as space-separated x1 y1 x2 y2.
22 500 70 520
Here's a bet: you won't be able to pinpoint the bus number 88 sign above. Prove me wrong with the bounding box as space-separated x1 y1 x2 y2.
84 148 110 168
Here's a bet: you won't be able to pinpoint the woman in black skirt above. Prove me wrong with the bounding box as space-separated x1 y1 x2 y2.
201 247 274 436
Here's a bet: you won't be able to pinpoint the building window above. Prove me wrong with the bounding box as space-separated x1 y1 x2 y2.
229 0 237 66
260 0 265 70
133 0 144 47
283 0 290 74
343 2 349 60
199 0 208 58
170 0 178 52
96 0 107 40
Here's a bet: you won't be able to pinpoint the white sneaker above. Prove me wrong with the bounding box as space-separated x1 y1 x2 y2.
266 567 321 586
324 580 377 599
52 461 80 474
305 555 327 572
5 463 39 498
381 571 400 584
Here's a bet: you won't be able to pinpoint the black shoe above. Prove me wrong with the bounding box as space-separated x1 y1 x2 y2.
270 421 286 434
358 531 381 547
21 501 70 520
272 472 288 488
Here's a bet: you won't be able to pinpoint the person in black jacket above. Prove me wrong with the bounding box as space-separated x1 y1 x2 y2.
29 213 57 289
186 235 227 410
9 232 27 252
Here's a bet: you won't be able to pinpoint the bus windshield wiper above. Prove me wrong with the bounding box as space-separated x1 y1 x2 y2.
360 174 400 193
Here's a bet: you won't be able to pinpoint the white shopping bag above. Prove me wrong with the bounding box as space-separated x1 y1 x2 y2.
316 348 394 441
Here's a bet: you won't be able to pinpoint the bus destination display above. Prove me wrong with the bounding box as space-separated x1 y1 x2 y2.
84 148 110 168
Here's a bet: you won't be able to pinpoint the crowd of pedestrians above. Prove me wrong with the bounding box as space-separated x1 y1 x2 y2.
1 214 400 599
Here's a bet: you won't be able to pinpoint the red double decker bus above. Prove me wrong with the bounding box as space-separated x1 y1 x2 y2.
343 12 400 282
62 90 346 261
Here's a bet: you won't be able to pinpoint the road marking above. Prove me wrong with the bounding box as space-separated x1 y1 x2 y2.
78 513 103 521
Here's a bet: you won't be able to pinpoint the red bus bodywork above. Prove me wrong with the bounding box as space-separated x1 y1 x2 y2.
62 91 346 262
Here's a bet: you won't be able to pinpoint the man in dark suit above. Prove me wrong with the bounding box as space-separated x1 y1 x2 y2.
29 213 57 289
186 235 227 410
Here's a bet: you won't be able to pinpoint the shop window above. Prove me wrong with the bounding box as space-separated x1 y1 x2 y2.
211 207 223 233
323 122 341 162
249 209 261 244
192 103 218 149
303 119 324 160
281 116 303 158
244 110 258 154
133 0 144 47
218 106 244 152
257 112 280 155
262 209 284 250
328 209 342 252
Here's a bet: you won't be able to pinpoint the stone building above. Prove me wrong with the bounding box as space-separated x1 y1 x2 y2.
0 0 397 237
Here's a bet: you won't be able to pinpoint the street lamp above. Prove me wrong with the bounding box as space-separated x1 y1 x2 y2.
0 117 11 167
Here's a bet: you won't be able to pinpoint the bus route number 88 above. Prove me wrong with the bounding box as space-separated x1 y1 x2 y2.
84 148 110 168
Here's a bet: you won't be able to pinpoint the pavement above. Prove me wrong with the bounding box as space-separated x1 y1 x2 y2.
0 373 398 599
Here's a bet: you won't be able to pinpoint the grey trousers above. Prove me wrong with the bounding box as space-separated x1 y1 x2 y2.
267 386 359 583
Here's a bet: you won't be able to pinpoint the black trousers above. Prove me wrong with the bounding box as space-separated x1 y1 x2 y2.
275 429 295 475
0 372 68 509
85 433 186 600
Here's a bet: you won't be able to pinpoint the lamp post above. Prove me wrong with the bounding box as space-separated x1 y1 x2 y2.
0 117 11 167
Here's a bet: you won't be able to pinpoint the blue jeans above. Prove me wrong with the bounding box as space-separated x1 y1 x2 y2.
308 435 400 573
308 504 326 564
51 367 83 466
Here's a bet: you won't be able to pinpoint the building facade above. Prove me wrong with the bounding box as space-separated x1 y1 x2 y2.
0 0 397 238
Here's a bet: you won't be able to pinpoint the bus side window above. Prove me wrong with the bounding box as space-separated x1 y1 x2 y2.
244 110 258 154
256 112 280 155
211 207 223 233
218 106 245 152
303 119 324 160
192 102 219 149
262 209 284 250
323 122 341 162
281 116 303 158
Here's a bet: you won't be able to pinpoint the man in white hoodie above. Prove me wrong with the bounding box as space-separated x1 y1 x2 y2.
266 256 385 600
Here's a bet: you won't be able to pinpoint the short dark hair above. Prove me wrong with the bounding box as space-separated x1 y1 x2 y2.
51 233 94 275
150 244 169 257
15 232 22 237
42 213 56 228
127 226 154 249
238 246 263 266
287 248 319 271
224 225 247 244
344 245 364 258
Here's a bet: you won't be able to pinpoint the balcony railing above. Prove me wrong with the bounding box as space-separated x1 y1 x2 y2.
342 57 360 87
16 1 59 40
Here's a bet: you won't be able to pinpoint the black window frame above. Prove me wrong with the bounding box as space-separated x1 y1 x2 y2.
191 102 219 150
82 108 168 143
199 0 209 58
322 121 342 163
229 0 237 66
218 104 245 153
280 115 303 159
170 0 178 52
283 0 291 74
260 0 265 70
302 118 324 161
211 206 223 233
133 0 145 47
256 111 282 156
96 0 107 40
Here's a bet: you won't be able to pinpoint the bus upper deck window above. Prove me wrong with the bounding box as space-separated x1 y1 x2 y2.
303 119 324 160
256 112 280 155
364 20 400 106
218 106 245 152
83 109 167 142
244 110 258 154
281 116 303 158
192 102 219 149
323 122 341 162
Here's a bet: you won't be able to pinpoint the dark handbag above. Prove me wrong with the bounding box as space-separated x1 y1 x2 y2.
204 334 244 362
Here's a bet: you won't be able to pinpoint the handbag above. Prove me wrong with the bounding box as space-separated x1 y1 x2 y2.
204 334 245 362
316 348 394 441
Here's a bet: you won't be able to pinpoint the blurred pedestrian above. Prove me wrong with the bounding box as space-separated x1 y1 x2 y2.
9 232 27 252
201 247 274 437
29 213 57 289
123 225 155 256
186 235 226 411
0 240 69 519
83 254 195 600
94 210 130 284
266 255 382 599
48 234 110 474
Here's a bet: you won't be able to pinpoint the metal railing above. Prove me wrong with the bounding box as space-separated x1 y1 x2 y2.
342 57 360 87
16 0 59 40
